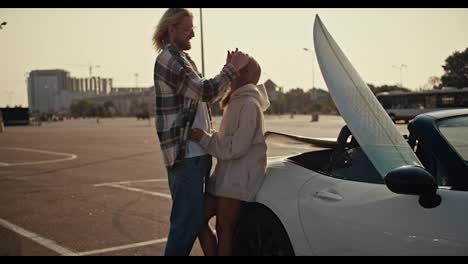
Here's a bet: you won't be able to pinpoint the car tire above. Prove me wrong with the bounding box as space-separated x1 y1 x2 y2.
233 203 295 256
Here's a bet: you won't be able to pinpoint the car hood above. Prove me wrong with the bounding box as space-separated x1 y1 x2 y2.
313 15 423 179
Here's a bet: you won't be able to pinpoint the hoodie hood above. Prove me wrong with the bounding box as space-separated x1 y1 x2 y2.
230 83 271 112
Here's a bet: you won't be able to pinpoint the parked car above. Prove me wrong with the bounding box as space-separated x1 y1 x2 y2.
233 15 468 256
0 109 4 132
233 109 468 255
136 110 150 120
0 107 30 126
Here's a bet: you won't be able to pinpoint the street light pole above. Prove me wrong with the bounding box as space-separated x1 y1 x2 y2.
44 84 50 115
199 8 205 76
303 48 315 89
392 64 407 87
134 73 139 89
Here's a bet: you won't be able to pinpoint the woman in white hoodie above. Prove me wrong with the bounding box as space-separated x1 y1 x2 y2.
189 57 270 256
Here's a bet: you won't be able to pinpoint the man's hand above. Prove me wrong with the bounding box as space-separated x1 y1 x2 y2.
226 50 233 65
189 128 204 142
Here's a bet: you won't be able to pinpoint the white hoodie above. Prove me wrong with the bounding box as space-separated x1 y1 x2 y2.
200 83 270 201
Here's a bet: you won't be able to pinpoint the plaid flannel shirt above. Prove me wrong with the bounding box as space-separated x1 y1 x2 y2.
154 44 238 170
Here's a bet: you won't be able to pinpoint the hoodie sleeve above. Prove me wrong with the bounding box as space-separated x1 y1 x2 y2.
199 101 258 160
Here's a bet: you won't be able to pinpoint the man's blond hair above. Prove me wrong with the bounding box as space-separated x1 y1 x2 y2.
153 8 193 52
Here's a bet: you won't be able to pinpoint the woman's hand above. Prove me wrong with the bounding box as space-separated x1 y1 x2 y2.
189 128 204 142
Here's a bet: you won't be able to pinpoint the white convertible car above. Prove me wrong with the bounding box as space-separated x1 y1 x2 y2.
232 16 468 256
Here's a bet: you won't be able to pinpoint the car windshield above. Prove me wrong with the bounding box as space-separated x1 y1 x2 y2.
438 115 468 162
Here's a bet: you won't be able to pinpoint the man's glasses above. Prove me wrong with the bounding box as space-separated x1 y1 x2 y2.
175 25 196 33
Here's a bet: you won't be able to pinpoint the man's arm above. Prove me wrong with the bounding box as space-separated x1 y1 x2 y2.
155 50 249 103
173 53 239 103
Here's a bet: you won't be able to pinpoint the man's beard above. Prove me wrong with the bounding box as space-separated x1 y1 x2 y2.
175 38 191 51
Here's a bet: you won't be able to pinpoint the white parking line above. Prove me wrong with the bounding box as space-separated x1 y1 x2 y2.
93 179 166 187
76 238 168 256
0 218 77 256
0 217 169 256
2 180 173 256
100 184 172 199
87 179 171 255
94 179 171 199
0 147 77 166
268 155 286 159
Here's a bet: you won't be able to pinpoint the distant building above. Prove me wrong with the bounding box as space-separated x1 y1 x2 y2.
27 69 113 115
309 88 329 101
110 87 147 94
262 79 280 101
83 86 155 116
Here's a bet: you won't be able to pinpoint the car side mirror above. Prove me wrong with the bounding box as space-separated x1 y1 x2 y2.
385 165 441 209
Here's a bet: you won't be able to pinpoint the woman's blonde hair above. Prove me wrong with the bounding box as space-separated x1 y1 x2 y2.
153 8 193 52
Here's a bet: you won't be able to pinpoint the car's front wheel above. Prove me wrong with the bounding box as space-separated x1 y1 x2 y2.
233 203 295 256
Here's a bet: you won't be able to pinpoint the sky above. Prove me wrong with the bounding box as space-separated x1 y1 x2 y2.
1 8 468 107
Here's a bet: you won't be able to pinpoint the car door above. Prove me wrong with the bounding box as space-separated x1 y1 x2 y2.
298 176 468 255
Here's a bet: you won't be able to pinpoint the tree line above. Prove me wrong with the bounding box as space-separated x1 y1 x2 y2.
70 47 467 118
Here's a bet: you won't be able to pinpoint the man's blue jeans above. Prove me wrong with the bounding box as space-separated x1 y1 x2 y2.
164 155 212 256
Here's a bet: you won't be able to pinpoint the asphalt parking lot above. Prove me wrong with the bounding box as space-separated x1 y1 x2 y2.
0 115 408 256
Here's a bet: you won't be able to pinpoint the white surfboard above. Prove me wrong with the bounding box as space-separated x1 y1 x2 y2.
313 15 422 178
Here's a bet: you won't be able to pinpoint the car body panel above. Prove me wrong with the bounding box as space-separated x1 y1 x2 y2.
297 174 468 255
253 109 468 255
257 158 318 255
409 110 468 189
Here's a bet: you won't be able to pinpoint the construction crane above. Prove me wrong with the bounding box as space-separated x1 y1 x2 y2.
67 63 101 77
